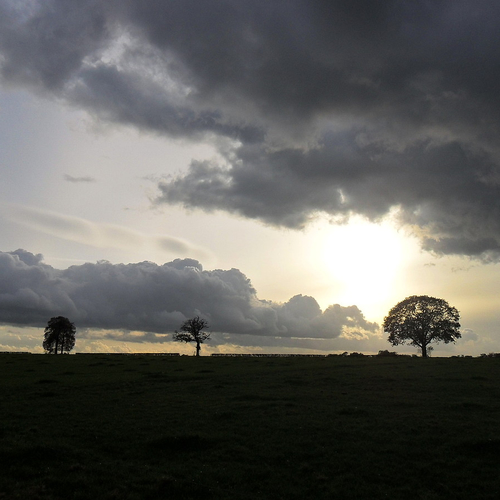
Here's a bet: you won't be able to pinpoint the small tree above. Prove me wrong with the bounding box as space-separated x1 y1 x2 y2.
173 316 210 356
43 316 76 354
383 295 460 357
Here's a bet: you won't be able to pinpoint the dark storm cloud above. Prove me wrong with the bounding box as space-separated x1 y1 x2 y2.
0 250 377 340
158 137 500 251
2 1 500 258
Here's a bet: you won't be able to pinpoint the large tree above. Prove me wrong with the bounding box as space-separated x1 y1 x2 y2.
383 295 461 357
43 316 76 354
173 316 210 356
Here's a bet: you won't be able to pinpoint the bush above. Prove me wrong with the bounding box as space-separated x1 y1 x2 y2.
377 350 398 357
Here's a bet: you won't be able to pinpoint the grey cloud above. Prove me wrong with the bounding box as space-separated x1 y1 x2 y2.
156 237 190 255
4 203 210 260
423 237 500 262
461 329 479 343
10 248 44 266
157 137 500 256
64 174 97 183
69 64 264 143
2 1 500 258
0 249 378 341
0 0 109 90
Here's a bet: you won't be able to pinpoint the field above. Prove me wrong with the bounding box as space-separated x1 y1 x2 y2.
0 354 499 499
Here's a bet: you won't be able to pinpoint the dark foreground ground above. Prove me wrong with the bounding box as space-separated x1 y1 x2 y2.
0 354 499 499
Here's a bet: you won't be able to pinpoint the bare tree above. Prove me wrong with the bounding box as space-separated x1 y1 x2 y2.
383 295 460 357
43 316 76 354
173 316 210 356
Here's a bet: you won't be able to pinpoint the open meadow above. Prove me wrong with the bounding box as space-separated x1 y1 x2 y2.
0 354 499 499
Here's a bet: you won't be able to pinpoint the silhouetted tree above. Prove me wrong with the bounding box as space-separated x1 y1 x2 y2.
383 295 460 357
43 316 76 354
173 316 210 356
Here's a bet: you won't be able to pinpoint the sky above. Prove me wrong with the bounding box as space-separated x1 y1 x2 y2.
1 0 500 356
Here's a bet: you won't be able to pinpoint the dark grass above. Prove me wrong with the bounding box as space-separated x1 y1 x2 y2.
0 355 500 499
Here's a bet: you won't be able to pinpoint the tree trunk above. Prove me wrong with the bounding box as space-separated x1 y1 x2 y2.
421 344 428 358
196 342 200 357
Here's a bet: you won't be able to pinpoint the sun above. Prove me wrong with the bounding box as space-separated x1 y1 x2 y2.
322 218 404 318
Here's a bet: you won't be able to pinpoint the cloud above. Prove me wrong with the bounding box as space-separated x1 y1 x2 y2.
2 1 500 259
64 174 97 183
0 249 378 342
3 203 210 260
461 329 479 343
0 325 44 353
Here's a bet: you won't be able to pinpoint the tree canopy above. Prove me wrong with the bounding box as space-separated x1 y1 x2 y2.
43 316 76 354
173 316 210 356
383 295 461 357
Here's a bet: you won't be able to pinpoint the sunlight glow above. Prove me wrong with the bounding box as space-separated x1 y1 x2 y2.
323 218 404 318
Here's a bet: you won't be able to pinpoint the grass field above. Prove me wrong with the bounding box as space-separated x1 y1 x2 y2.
0 354 499 499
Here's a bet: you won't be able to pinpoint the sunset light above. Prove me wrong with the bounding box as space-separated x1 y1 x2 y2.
323 219 404 316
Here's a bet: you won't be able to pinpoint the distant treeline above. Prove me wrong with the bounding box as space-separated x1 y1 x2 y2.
0 351 31 354
74 352 181 356
212 351 403 358
211 353 327 357
2 351 500 357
